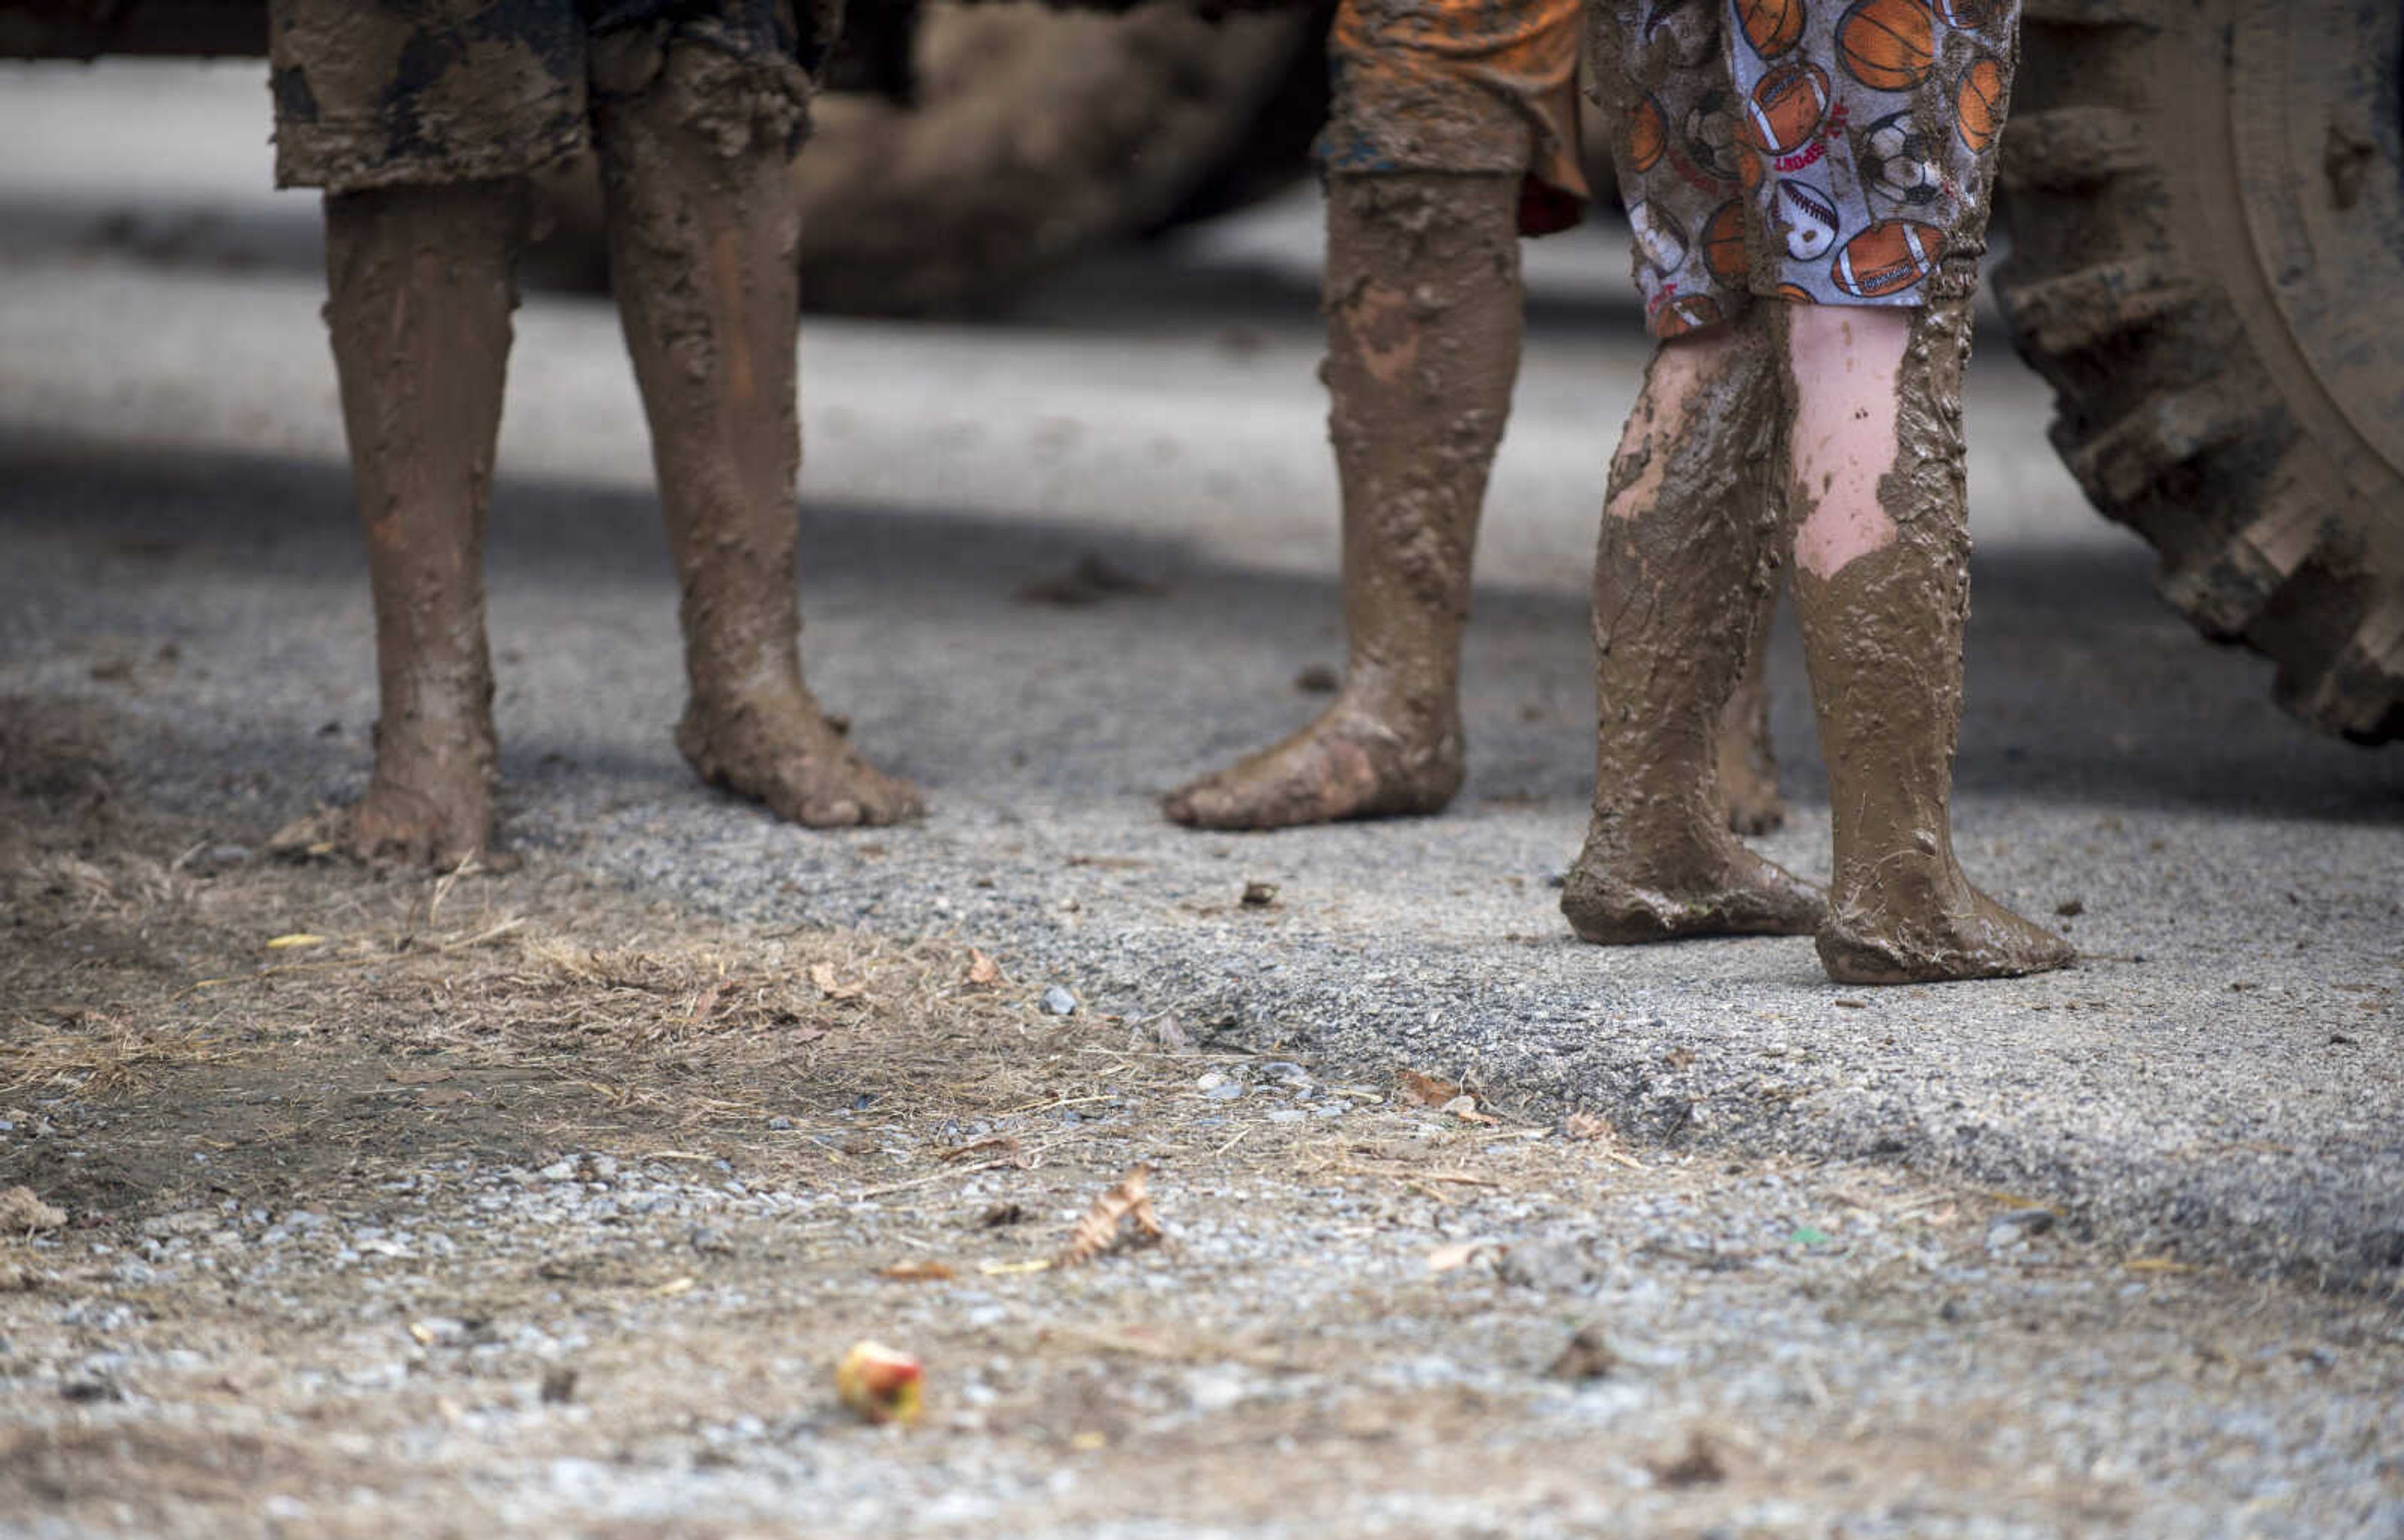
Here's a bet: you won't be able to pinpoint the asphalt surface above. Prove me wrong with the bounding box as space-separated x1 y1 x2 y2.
3 61 2400 1293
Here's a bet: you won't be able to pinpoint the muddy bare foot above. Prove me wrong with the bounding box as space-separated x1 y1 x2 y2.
347 746 495 868
677 684 922 828
1817 871 2075 985
1717 754 1785 837
1162 697 1462 831
1560 828 1824 945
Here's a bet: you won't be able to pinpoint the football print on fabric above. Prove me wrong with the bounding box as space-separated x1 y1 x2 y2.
1744 59 1832 154
1630 199 1690 278
1831 218 1943 297
1927 0 2003 25
1655 292 1726 337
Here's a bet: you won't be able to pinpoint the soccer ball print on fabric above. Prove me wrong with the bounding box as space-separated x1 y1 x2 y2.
1858 110 1949 208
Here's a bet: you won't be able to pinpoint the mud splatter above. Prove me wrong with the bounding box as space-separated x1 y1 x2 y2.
1785 296 2072 983
1165 170 1521 831
594 36 920 829
1560 316 1822 943
322 178 527 864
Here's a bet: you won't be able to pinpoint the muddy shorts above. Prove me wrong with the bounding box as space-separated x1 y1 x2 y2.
1589 0 2017 337
268 0 833 194
1322 0 1592 236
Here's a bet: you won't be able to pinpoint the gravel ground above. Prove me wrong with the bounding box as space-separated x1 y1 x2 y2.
11 1132 2403 1540
2 768 2400 1540
1 59 2401 1537
1 242 2395 1294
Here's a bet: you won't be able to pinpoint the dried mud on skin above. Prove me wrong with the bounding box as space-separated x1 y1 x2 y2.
2 695 2400 1537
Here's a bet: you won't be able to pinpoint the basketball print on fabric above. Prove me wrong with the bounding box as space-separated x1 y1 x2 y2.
1836 0 1937 91
1702 201 1750 282
1954 54 2007 151
1744 59 1832 154
1859 110 1948 208
1772 178 1841 260
1737 0 1806 59
1630 200 1690 279
1629 95 1668 172
1831 218 1943 297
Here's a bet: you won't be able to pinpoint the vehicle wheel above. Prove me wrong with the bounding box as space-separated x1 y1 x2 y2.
1996 0 2404 741
793 0 1312 315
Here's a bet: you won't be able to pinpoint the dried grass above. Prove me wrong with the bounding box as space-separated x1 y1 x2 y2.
0 694 1113 1166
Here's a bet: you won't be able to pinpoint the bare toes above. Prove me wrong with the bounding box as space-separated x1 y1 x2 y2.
1165 709 1460 832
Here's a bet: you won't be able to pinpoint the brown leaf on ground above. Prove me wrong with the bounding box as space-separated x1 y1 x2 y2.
1015 555 1167 607
264 808 341 858
1651 1432 1727 1489
1424 1240 1504 1275
1441 1095 1499 1126
878 1260 956 1283
965 948 1003 987
0 1186 66 1233
808 962 865 1002
936 1136 1024 1167
1564 1112 1616 1144
1058 1165 1165 1266
1395 1070 1462 1107
1546 1325 1618 1382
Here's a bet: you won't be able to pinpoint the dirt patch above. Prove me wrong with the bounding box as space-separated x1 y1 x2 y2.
2 692 2398 1537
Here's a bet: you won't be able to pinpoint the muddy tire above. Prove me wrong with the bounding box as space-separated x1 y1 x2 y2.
793 0 1311 315
1996 0 2404 742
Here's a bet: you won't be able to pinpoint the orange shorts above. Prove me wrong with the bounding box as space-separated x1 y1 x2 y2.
1322 0 1590 236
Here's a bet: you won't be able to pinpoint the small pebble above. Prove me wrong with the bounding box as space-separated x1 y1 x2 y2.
1040 986 1078 1017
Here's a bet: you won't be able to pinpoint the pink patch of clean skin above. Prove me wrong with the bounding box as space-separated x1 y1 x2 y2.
1786 305 1910 580
1605 325 1749 523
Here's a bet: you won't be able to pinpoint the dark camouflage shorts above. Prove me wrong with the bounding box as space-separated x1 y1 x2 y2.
269 0 835 193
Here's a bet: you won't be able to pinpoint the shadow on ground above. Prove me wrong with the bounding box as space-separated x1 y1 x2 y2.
4 437 2394 827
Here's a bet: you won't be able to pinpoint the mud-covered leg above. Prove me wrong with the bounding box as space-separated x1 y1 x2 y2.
1716 582 1785 836
324 180 523 866
593 41 921 828
1784 300 2072 983
1560 315 1824 944
1163 170 1518 831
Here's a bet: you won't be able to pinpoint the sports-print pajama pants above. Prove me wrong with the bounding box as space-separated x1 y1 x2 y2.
1590 0 2019 338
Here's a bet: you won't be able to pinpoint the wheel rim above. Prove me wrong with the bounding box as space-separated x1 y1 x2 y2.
2231 0 2404 505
